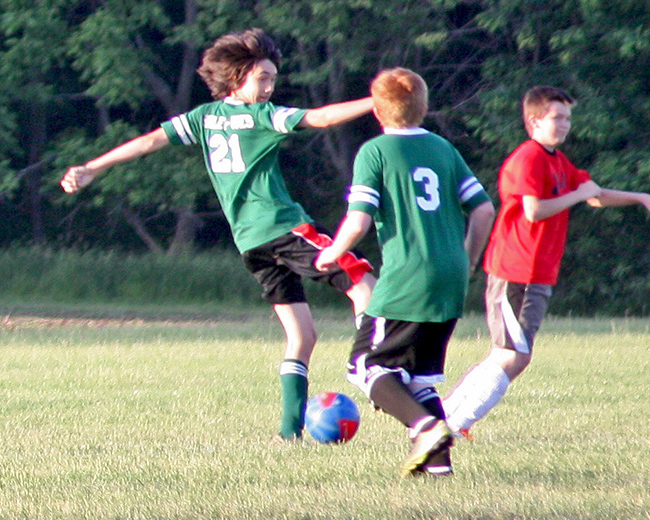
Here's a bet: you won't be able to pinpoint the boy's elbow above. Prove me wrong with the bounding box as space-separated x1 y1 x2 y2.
346 211 372 237
523 205 543 222
472 201 496 223
301 110 329 129
484 202 496 221
522 196 543 222
349 219 370 238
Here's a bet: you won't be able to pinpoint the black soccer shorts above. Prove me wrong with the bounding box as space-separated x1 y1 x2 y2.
242 223 373 305
347 315 457 391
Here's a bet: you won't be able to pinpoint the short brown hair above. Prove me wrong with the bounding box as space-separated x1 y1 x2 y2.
522 86 575 136
197 28 282 100
370 68 428 128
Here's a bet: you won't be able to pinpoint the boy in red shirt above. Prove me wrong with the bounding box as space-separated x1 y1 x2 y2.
443 86 650 437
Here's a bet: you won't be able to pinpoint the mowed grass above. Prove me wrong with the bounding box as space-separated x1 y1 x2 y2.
0 306 648 520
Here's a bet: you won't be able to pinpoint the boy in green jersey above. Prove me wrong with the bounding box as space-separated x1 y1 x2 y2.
61 28 376 442
316 68 494 476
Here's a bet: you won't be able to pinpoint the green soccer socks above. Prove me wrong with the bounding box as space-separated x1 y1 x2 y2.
279 359 309 439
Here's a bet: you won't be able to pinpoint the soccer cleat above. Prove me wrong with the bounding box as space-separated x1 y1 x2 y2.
418 447 453 477
455 428 474 441
400 419 454 478
269 433 303 445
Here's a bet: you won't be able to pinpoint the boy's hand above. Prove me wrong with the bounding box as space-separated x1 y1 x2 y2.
637 193 650 211
60 166 96 193
314 247 339 272
576 180 602 201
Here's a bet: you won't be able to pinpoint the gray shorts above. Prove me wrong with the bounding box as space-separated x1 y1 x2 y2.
485 274 552 354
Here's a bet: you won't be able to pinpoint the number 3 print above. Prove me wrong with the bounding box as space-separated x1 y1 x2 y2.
412 167 440 211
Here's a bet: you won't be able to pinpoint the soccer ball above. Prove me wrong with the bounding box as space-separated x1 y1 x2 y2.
305 392 360 443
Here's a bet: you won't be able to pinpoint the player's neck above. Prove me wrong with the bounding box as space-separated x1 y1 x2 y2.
532 139 557 153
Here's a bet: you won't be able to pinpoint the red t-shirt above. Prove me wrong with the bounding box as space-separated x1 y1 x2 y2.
483 140 591 285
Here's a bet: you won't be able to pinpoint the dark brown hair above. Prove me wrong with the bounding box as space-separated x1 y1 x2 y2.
197 28 282 100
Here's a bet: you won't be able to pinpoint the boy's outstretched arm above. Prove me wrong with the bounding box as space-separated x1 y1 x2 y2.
315 210 372 272
523 180 602 222
60 128 170 193
299 97 374 129
587 188 650 211
465 201 495 273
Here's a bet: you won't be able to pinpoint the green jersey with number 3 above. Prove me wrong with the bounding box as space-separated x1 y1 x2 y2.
161 97 311 253
348 128 491 322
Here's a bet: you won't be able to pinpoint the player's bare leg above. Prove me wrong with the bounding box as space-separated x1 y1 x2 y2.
273 302 317 441
274 302 317 365
488 346 531 380
345 272 376 318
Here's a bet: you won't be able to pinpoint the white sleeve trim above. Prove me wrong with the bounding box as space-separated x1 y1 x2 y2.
348 185 380 207
170 115 197 145
272 107 300 133
458 176 484 203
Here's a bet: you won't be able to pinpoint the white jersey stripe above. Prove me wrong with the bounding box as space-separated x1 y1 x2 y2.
179 114 197 144
272 107 300 133
348 191 379 207
348 185 380 207
349 185 380 198
458 177 483 203
370 316 386 349
171 115 197 145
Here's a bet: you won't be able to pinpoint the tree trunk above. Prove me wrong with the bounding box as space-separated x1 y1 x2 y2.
120 206 164 254
27 102 47 245
167 207 203 256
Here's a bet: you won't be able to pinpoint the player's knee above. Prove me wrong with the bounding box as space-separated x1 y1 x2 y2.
299 328 318 351
512 352 532 374
346 273 376 306
284 330 317 361
487 347 530 380
346 355 410 398
502 352 531 380
360 272 377 290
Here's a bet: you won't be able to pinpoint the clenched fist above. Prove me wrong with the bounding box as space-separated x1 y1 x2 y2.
60 166 96 194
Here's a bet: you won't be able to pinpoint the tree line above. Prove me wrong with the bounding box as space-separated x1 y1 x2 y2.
0 0 648 315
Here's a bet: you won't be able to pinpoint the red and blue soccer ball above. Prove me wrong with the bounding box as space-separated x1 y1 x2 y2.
305 392 360 444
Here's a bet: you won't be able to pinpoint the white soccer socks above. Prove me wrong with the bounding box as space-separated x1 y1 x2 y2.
443 361 510 433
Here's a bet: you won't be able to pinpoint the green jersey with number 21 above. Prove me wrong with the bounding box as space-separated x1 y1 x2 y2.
161 97 311 253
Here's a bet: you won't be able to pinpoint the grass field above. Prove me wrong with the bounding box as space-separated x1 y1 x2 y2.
1 303 648 519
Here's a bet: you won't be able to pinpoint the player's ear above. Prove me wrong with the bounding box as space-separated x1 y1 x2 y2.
525 114 538 136
372 107 383 125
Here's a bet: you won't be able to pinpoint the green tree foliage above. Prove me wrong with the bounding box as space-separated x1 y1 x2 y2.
257 0 493 227
0 0 647 314
457 0 650 315
0 0 72 243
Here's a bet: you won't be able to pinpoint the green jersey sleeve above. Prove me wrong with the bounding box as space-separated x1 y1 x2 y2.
453 147 491 211
347 141 383 215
